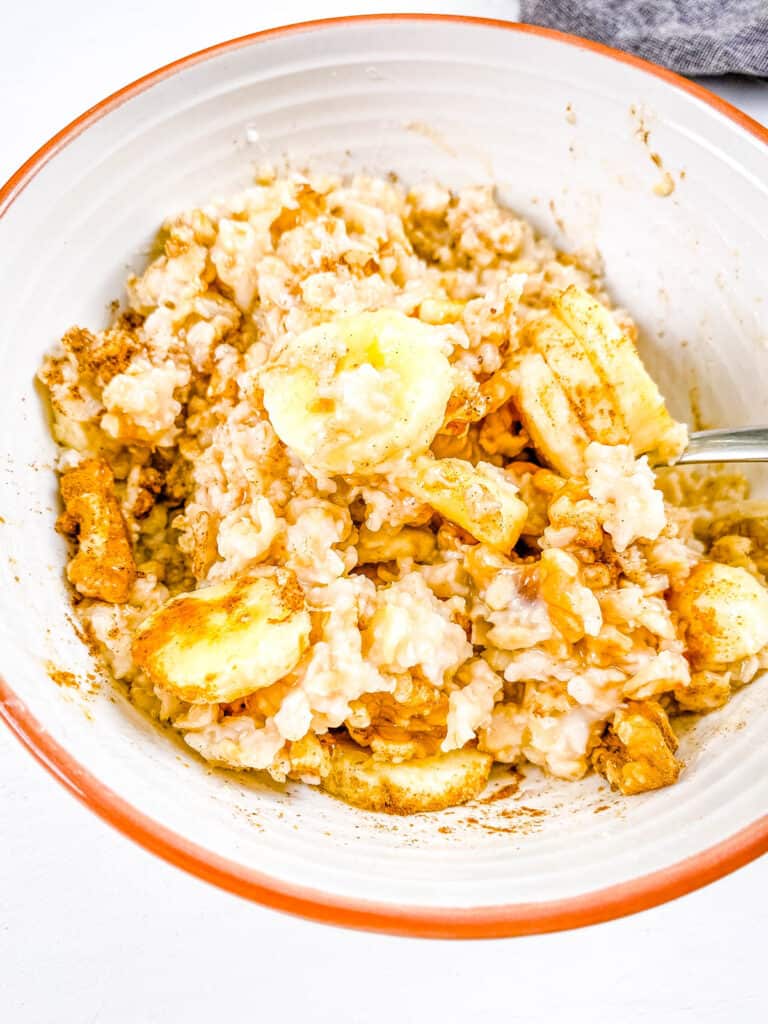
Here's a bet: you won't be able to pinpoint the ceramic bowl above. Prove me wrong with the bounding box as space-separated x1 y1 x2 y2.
2 15 767 938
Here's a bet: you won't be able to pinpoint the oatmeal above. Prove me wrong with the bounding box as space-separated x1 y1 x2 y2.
38 170 768 813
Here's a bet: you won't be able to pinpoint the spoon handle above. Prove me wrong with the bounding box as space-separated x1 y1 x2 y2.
676 427 768 465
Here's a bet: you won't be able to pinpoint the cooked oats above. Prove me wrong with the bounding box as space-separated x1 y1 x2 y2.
39 170 768 810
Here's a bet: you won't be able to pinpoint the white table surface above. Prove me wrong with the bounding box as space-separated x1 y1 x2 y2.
2 2 767 1020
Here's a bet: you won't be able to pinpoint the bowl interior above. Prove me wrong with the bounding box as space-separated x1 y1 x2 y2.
1 18 768 920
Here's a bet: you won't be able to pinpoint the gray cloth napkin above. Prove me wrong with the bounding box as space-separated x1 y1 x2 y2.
518 0 768 75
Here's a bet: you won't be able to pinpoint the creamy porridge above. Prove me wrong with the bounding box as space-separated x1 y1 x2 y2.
39 170 768 812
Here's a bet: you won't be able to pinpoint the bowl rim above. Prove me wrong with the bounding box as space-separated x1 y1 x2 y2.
2 13 767 939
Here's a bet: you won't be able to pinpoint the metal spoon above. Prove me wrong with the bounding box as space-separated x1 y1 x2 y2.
676 427 768 465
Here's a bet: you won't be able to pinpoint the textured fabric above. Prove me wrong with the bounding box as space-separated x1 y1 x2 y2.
519 0 768 75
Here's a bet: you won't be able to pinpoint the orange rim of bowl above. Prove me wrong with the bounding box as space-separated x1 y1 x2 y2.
1 14 767 938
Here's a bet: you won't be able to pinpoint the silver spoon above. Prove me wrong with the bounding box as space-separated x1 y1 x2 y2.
676 427 768 465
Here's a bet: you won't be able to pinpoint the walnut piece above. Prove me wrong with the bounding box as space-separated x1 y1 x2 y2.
59 458 136 603
546 481 604 548
129 466 164 519
62 324 140 387
591 700 681 795
346 681 449 761
287 733 331 782
175 507 219 581
478 404 529 459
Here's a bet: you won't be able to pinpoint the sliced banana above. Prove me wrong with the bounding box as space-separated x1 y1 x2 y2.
513 287 686 474
553 286 686 461
524 312 628 445
322 739 492 813
402 455 528 552
513 350 591 477
133 567 311 703
261 310 454 474
670 561 768 668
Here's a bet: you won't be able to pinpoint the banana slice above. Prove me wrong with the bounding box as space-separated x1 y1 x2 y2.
261 310 454 474
513 350 590 477
524 313 628 445
553 286 686 461
402 455 528 552
133 567 311 703
322 739 492 813
514 287 686 473
670 561 768 668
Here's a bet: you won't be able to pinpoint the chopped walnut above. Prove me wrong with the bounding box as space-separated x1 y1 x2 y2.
347 680 448 761
356 524 436 565
592 700 681 795
59 459 136 603
546 481 603 548
505 461 563 538
151 450 189 507
62 324 141 387
478 404 529 459
440 373 489 435
125 465 164 519
580 562 617 589
287 732 331 781
175 507 220 580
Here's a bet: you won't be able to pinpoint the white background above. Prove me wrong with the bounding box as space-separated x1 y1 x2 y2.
2 2 768 1021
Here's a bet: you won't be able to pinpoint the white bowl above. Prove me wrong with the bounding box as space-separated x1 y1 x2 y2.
2 15 768 938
